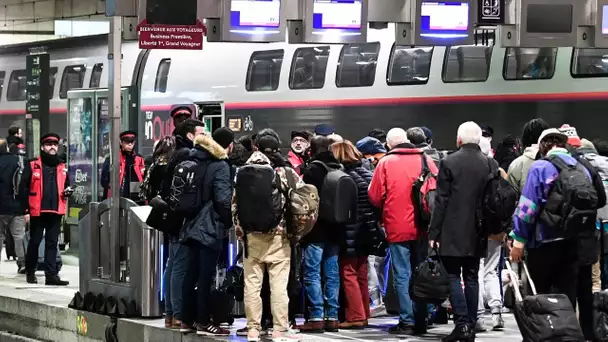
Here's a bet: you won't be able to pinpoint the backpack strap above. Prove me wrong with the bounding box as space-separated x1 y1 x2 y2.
543 154 572 172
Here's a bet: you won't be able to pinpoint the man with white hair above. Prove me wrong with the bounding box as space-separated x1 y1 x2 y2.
368 127 438 335
429 121 491 342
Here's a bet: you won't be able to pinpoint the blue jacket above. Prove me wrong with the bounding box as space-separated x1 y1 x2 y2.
180 134 232 251
511 148 592 248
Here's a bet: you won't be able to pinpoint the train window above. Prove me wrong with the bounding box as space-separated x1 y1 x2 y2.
7 70 26 101
246 50 284 91
387 45 432 85
90 63 104 88
571 48 608 78
49 67 58 99
289 46 330 90
503 48 557 80
442 45 493 83
155 59 171 93
0 71 5 100
59 64 86 99
336 43 380 88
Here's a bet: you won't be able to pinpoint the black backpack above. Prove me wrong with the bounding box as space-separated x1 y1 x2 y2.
311 160 358 224
482 158 519 235
235 164 283 233
412 154 437 232
540 154 599 238
169 159 208 218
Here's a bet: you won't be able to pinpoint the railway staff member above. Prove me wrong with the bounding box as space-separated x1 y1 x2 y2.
101 130 146 203
25 133 72 286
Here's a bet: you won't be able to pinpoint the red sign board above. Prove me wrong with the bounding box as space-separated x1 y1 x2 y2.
136 19 206 50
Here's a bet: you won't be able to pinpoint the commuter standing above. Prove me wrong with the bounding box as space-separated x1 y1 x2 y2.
287 131 310 175
6 125 24 154
100 130 146 203
0 138 30 274
507 118 550 192
429 122 489 342
368 128 437 335
25 133 71 286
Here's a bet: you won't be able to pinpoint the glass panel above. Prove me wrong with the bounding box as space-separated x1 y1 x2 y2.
67 97 94 221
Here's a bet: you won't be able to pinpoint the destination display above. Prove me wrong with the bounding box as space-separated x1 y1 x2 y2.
312 0 362 31
230 0 281 29
26 53 50 120
420 1 470 38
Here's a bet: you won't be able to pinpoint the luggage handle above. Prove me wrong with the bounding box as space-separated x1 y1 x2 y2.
504 258 538 302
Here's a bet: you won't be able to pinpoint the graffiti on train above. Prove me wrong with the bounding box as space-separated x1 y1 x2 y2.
144 110 174 142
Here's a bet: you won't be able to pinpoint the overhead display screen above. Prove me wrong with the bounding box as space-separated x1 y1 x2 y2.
230 0 281 29
603 5 608 34
312 0 362 31
526 4 572 33
420 1 469 38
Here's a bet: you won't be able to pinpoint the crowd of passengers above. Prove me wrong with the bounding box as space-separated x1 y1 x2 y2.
2 106 608 342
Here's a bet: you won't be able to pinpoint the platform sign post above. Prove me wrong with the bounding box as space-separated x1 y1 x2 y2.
25 52 50 160
500 0 584 47
287 0 369 44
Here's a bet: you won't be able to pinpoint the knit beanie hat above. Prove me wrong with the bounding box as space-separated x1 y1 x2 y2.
558 124 582 148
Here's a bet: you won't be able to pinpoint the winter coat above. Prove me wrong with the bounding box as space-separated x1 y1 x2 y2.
0 150 30 215
507 145 539 193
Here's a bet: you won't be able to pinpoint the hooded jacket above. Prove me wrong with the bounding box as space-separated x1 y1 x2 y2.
301 151 343 244
369 143 438 243
507 145 539 193
179 134 232 251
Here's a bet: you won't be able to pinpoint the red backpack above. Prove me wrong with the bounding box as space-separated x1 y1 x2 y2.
412 154 437 232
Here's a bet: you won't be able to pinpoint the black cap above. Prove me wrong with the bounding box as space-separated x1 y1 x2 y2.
120 130 137 141
212 127 235 149
41 133 60 144
291 130 309 141
170 106 193 118
256 135 279 154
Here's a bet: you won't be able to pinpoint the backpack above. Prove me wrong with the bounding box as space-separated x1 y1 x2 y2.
310 160 357 224
168 159 208 218
276 167 319 242
234 164 283 233
581 152 608 220
539 154 599 238
482 158 519 235
423 148 443 168
412 154 437 232
12 154 24 199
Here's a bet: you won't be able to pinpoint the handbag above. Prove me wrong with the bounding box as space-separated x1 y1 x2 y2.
146 195 182 234
410 246 451 304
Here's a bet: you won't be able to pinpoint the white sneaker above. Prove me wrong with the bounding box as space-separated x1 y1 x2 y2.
272 329 300 342
247 328 260 342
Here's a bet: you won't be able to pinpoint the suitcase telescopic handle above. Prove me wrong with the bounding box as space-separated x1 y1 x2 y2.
504 258 538 301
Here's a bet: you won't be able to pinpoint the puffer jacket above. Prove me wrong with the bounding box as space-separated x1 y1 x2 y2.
507 145 539 193
341 161 377 257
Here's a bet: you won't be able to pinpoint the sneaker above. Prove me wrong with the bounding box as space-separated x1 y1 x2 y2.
475 318 487 333
196 323 230 336
247 328 260 342
492 313 505 330
164 315 173 328
17 266 26 274
388 323 415 335
370 304 386 317
179 322 194 333
272 329 300 342
26 272 37 284
289 324 299 333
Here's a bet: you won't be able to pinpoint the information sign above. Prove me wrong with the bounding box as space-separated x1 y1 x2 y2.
26 53 50 120
137 19 206 50
478 0 504 25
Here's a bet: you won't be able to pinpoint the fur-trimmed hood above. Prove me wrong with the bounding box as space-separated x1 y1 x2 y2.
245 151 271 165
190 134 228 161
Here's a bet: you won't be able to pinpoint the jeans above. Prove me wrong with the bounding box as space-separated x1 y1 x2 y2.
163 237 179 316
478 240 503 315
26 213 62 277
389 241 428 327
181 241 220 325
303 242 340 320
0 215 26 267
169 241 189 320
443 256 480 329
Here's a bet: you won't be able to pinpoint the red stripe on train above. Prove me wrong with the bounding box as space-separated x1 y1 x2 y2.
0 91 607 115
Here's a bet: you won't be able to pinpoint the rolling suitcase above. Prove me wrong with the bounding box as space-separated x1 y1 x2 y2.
505 260 584 342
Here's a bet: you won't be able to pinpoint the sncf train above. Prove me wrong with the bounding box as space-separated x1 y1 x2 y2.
0 26 606 155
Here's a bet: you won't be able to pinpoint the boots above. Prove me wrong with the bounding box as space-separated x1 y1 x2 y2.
442 325 475 342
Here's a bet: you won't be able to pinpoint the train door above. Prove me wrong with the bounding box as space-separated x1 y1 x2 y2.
196 102 224 135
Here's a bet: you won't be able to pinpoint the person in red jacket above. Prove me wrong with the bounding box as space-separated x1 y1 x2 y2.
101 130 146 203
368 127 438 336
25 133 72 286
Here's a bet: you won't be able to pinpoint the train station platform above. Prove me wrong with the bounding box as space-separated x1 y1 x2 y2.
0 255 524 341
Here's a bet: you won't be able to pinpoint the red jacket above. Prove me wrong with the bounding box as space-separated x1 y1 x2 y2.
368 146 439 243
106 152 145 198
29 158 68 217
287 150 305 176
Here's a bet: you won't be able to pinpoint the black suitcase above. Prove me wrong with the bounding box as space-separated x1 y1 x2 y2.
505 260 584 342
593 291 608 342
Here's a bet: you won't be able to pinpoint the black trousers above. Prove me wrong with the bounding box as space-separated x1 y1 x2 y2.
443 256 480 329
25 213 62 277
181 241 220 326
526 239 579 309
575 264 594 340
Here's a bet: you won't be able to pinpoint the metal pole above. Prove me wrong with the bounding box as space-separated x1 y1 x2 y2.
108 16 122 282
